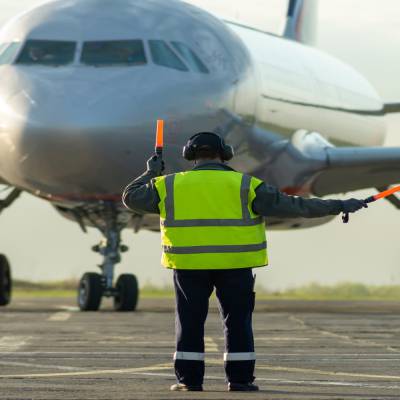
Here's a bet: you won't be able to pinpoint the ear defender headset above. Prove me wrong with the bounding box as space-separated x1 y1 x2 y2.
182 132 234 161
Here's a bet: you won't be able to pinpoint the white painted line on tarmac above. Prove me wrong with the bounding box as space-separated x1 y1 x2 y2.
256 364 400 381
0 360 86 371
257 337 311 341
0 351 399 358
205 337 218 352
0 351 175 357
126 372 400 390
97 340 173 345
255 377 400 391
57 306 79 312
289 315 400 353
47 312 71 322
0 337 31 352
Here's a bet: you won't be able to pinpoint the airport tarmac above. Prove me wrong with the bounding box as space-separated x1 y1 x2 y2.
0 297 399 399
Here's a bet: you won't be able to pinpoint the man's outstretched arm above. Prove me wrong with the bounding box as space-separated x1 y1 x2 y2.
252 183 366 218
122 156 163 215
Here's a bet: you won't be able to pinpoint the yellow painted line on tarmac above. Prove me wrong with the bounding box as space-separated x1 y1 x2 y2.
0 336 31 351
0 363 172 379
256 365 400 381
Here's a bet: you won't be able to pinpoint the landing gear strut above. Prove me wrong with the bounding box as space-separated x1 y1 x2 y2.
77 203 139 312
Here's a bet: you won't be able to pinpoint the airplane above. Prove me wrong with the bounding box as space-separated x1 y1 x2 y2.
0 0 399 312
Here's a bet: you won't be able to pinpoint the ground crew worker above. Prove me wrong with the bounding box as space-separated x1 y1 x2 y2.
122 132 367 392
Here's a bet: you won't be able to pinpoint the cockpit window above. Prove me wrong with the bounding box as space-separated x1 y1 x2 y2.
0 42 20 65
81 40 146 66
149 40 188 72
16 40 76 66
171 42 209 74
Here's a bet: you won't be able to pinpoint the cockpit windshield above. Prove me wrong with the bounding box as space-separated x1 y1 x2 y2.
148 40 188 72
16 40 76 66
0 42 20 65
81 40 146 66
171 42 209 74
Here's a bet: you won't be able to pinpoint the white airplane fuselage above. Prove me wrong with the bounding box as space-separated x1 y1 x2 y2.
0 0 387 229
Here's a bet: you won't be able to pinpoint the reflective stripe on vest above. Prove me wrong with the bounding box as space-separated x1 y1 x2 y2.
163 242 267 254
163 174 263 227
154 170 268 270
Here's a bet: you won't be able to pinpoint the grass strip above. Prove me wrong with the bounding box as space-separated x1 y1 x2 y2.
12 280 400 301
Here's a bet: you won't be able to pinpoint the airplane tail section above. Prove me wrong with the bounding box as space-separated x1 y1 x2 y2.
282 0 319 45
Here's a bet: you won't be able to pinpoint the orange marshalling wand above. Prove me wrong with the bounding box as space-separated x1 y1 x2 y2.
343 185 400 223
155 119 164 156
367 185 400 202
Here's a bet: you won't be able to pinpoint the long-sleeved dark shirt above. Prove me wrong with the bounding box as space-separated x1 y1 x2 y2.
122 162 343 218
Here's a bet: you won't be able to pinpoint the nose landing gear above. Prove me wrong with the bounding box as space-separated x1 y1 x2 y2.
77 203 139 312
0 188 21 308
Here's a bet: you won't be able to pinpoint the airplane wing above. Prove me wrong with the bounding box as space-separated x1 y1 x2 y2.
247 128 400 200
383 103 400 114
311 146 400 196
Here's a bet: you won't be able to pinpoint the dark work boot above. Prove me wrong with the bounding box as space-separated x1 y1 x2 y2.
170 383 203 391
228 382 259 392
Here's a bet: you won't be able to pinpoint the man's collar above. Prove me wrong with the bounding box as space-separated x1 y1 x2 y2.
192 161 235 171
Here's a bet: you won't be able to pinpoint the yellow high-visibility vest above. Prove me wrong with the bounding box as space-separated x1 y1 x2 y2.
154 170 268 270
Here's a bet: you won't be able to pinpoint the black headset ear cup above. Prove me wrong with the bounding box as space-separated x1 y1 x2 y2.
182 145 195 161
221 145 234 161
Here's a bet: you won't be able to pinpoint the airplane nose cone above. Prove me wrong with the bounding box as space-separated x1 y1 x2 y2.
6 69 153 128
0 68 160 196
0 66 231 198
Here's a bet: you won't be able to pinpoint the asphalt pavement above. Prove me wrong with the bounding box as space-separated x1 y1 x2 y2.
0 297 399 399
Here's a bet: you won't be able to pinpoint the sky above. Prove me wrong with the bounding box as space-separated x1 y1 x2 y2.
0 0 399 289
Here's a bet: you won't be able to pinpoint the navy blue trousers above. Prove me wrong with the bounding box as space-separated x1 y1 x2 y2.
173 268 256 385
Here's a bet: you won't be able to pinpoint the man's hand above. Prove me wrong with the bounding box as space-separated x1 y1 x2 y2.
146 155 165 176
341 199 368 213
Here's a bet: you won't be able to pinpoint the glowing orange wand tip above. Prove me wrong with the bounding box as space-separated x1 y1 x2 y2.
372 185 400 201
155 119 164 153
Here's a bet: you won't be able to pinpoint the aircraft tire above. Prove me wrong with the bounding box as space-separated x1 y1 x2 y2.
0 254 11 306
78 272 103 311
114 274 138 312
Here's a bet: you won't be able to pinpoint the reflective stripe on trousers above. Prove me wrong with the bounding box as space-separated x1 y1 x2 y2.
175 351 255 361
224 352 256 361
174 351 205 361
